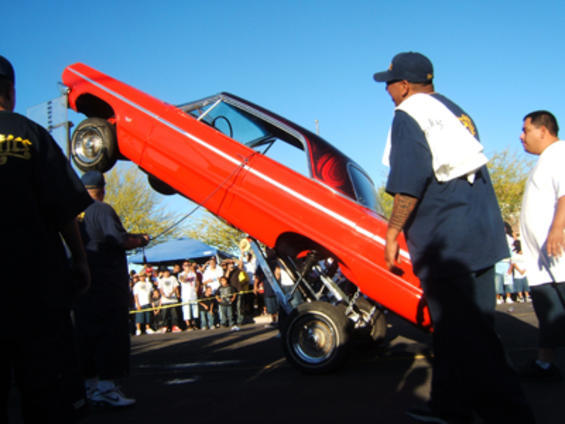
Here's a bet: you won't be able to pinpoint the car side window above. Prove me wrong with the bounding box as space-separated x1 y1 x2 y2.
255 137 310 178
347 164 379 211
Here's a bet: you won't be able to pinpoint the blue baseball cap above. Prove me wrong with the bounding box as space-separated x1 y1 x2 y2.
0 55 15 84
373 52 433 84
81 170 105 189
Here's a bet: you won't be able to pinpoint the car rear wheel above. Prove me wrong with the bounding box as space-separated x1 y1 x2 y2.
281 301 350 374
71 117 117 172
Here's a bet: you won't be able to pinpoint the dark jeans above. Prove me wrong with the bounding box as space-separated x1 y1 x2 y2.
74 300 130 380
235 294 245 325
160 304 181 329
134 304 152 325
199 310 215 329
219 303 234 326
531 282 565 348
421 266 535 423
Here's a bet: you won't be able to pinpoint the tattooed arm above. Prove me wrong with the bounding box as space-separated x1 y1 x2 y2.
385 193 419 270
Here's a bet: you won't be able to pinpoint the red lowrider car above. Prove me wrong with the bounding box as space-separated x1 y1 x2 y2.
62 63 430 373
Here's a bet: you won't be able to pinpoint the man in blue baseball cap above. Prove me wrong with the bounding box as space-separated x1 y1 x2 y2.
75 169 150 407
81 170 106 189
373 51 434 85
374 52 535 423
0 54 93 422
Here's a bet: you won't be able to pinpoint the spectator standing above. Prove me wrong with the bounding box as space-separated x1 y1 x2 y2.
374 52 534 423
150 287 163 331
157 268 182 333
519 110 565 381
243 252 257 288
133 272 155 335
199 286 216 330
494 260 508 305
75 170 149 408
216 276 238 330
143 263 154 277
202 256 223 294
511 240 531 303
171 263 181 279
0 55 93 423
179 261 199 330
253 272 266 317
228 259 249 325
242 252 257 318
503 223 517 303
255 268 277 326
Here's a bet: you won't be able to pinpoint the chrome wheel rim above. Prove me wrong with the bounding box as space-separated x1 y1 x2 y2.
290 313 337 365
73 127 104 165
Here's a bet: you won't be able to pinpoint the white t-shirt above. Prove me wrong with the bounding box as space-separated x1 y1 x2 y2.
203 265 223 294
511 252 527 278
243 257 257 282
158 276 179 304
133 281 153 306
280 268 294 287
520 140 565 286
178 270 198 300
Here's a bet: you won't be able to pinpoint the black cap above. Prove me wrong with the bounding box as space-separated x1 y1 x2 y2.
373 52 433 83
81 171 105 189
0 55 15 84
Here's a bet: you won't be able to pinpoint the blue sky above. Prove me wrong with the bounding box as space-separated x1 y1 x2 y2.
5 0 565 214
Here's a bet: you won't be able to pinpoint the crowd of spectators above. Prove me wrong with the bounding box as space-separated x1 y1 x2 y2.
128 252 273 335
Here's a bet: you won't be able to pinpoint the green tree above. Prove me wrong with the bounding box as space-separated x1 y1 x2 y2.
487 149 533 226
103 165 185 243
377 185 393 219
375 149 533 225
184 212 245 255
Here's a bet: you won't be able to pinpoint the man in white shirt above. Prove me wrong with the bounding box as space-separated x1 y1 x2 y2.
202 257 224 294
157 268 181 332
178 261 199 330
132 273 155 335
520 110 565 381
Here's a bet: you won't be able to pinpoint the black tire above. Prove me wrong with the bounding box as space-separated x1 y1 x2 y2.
147 174 177 195
71 117 117 172
281 301 350 374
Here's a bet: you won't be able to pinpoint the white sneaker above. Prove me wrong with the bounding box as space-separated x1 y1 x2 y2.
506 298 514 304
145 328 155 334
90 386 136 407
85 380 98 401
135 329 141 336
231 325 240 331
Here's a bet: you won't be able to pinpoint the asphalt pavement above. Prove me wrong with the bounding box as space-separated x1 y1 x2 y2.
8 302 562 423
65 302 563 424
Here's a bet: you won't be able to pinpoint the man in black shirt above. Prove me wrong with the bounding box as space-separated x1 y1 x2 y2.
0 55 93 423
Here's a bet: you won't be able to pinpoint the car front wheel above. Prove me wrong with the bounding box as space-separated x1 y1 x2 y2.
71 117 117 172
281 301 350 374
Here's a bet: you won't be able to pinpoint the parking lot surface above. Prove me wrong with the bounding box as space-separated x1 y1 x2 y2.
75 303 563 424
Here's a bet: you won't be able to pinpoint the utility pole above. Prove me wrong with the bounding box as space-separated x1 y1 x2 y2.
315 119 319 135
